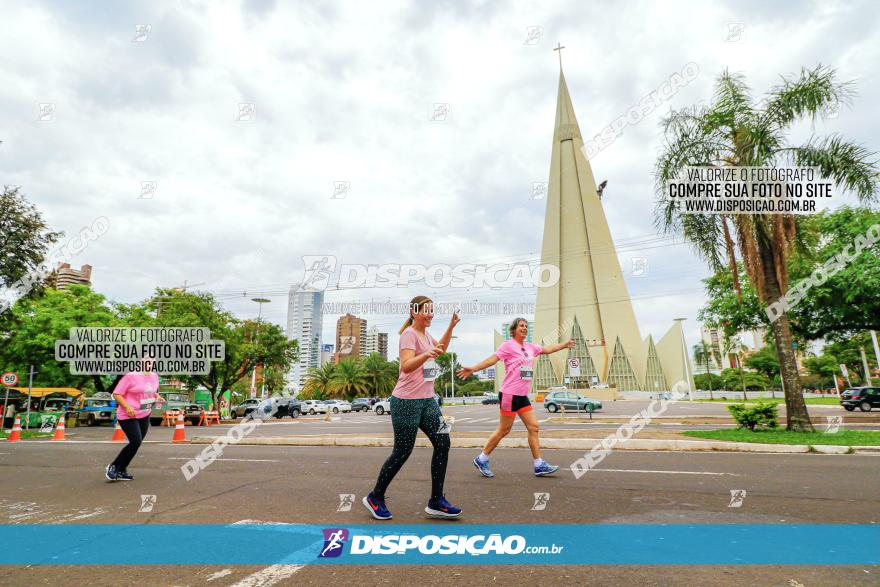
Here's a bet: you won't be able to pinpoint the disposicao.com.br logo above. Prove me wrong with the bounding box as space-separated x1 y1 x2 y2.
317 528 563 557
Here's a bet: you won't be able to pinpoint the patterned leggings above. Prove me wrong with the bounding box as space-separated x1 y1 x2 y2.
373 396 450 501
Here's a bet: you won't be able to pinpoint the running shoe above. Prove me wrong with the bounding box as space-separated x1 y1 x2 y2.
363 492 392 520
425 496 462 518
116 470 134 481
105 464 118 482
534 461 560 476
473 456 495 478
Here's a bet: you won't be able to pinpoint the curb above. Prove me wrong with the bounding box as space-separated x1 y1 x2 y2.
189 435 877 454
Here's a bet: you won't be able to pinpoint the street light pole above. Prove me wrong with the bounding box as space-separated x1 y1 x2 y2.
450 335 458 400
251 297 271 399
673 318 693 400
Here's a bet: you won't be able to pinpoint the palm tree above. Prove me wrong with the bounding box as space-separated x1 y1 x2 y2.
331 359 369 400
361 353 398 397
693 340 715 400
301 363 336 400
656 65 879 431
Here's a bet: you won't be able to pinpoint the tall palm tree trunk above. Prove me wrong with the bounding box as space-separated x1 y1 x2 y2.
757 240 814 431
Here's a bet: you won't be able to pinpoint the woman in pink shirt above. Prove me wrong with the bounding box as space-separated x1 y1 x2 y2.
458 318 574 477
363 295 462 520
106 359 163 482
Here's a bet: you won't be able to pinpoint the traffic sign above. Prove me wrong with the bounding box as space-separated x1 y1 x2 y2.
568 358 581 377
1 372 18 387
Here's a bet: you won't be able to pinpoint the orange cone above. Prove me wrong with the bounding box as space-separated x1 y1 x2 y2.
172 411 187 443
111 422 126 442
7 416 22 443
52 414 66 441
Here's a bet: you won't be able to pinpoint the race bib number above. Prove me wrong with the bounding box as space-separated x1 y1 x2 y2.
140 397 156 409
423 360 438 382
519 366 533 381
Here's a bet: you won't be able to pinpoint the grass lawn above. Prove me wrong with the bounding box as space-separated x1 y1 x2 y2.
682 428 880 446
0 429 52 440
694 397 841 405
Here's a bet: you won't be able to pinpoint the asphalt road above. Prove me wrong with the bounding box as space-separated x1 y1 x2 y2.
1 438 877 586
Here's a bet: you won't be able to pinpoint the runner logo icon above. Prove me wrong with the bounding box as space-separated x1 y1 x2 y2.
318 528 349 558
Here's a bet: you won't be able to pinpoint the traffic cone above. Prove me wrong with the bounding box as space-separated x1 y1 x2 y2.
111 422 126 442
172 411 187 443
7 416 22 443
52 415 66 441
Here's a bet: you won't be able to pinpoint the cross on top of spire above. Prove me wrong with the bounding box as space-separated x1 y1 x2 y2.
553 42 565 69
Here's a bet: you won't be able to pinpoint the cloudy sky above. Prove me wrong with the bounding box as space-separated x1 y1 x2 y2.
3 0 878 366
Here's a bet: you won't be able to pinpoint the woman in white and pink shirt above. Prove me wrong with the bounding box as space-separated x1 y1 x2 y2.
106 359 163 482
458 318 574 478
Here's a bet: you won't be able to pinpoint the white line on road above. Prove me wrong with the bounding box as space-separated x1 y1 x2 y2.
229 565 304 587
167 457 280 462
206 569 233 581
590 468 738 476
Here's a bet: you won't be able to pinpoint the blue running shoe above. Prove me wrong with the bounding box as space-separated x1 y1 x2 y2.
534 461 560 476
105 464 118 482
363 492 392 520
425 496 462 518
473 456 495 478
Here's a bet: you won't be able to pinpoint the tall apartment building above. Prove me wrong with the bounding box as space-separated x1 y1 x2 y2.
336 313 367 359
286 288 324 391
363 326 389 359
48 263 92 289
699 325 768 372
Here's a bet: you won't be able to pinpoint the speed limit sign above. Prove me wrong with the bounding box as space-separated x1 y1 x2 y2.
1 372 18 387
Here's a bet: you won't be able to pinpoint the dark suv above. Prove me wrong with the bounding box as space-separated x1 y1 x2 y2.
274 397 301 418
840 387 880 412
351 398 371 412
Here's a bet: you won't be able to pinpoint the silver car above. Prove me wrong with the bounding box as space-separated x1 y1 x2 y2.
300 400 328 415
323 399 351 414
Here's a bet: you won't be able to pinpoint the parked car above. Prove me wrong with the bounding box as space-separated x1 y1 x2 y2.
151 392 192 424
374 398 391 415
840 387 880 412
232 398 261 418
323 399 352 414
273 398 301 418
351 398 371 412
301 400 328 415
482 394 499 405
77 397 116 426
543 390 602 413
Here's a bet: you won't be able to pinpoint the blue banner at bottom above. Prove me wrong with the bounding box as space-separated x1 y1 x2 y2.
1 524 876 565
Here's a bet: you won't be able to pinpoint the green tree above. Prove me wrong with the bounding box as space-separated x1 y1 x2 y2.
656 65 879 431
693 340 716 399
0 186 63 292
331 359 368 400
744 345 780 381
360 353 397 397
694 372 724 391
301 363 337 399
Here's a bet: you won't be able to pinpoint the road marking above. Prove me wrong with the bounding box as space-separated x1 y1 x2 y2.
229 564 304 587
167 457 280 463
590 468 737 476
206 569 233 581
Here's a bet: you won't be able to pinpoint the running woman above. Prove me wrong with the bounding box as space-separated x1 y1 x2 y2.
106 359 163 481
458 318 575 477
364 295 462 520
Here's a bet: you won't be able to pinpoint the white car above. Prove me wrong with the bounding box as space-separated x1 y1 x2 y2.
374 398 391 415
300 400 328 415
323 399 351 414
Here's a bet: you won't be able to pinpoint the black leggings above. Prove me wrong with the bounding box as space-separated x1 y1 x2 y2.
373 397 450 501
111 415 150 470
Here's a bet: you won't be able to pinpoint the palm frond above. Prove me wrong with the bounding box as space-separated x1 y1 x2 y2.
781 134 879 201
